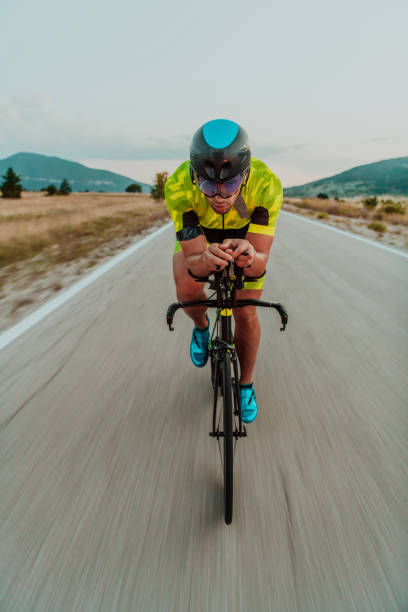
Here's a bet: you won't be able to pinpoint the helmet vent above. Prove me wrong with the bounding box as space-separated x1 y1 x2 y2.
204 162 216 180
220 161 232 180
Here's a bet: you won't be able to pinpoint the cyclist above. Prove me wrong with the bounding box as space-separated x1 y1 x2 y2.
165 119 283 423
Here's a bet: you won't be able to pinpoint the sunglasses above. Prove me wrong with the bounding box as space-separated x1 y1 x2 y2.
196 173 245 198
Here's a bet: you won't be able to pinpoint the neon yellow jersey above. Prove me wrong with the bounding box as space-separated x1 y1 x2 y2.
165 158 283 244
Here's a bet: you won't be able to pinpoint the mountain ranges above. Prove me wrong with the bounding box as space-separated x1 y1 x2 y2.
0 152 152 194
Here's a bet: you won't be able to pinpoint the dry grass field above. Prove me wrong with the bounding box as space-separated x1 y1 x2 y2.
0 191 169 266
283 197 408 249
0 192 170 328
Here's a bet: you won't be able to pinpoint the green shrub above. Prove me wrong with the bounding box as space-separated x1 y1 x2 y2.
47 184 57 196
363 196 377 209
317 212 328 219
317 192 329 199
125 183 142 193
380 200 406 215
368 222 386 233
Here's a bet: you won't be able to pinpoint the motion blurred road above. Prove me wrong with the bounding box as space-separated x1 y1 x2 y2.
0 214 407 611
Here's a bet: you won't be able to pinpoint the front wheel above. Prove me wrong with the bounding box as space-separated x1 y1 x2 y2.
210 343 223 393
222 353 233 524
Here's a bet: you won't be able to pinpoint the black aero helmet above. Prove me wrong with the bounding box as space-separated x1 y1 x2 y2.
190 119 251 183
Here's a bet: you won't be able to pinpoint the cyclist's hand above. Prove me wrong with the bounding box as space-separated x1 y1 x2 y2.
202 243 233 271
221 238 256 268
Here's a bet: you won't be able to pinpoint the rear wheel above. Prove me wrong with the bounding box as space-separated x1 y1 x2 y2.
222 353 233 524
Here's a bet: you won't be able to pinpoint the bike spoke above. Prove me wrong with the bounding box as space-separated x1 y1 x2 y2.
217 437 223 469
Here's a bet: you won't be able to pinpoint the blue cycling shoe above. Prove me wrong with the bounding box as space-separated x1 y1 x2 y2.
190 314 209 367
240 384 258 423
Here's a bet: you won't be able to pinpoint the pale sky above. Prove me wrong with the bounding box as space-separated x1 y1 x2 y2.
1 0 407 186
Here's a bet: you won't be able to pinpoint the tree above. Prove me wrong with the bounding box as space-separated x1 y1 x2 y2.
151 172 168 200
1 167 23 198
59 178 72 195
317 192 329 199
126 183 142 193
47 184 57 196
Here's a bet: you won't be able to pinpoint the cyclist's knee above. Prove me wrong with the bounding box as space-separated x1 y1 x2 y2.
173 252 203 300
233 288 262 326
177 280 203 301
233 305 259 326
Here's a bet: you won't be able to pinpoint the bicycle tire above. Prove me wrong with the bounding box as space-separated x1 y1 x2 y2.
222 352 233 524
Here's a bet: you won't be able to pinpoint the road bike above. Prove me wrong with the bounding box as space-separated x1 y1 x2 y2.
166 263 288 524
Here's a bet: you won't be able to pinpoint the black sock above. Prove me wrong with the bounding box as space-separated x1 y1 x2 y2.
240 383 253 389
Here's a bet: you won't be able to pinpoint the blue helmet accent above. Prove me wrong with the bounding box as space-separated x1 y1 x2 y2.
202 119 239 150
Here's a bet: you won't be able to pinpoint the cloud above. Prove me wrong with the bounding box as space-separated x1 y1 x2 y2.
110 137 191 160
0 96 312 163
0 95 192 160
251 141 311 158
366 136 392 144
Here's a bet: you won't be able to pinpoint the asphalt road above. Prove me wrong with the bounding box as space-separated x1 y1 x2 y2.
0 214 407 611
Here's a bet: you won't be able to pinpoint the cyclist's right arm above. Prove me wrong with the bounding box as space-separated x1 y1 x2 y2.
165 163 232 275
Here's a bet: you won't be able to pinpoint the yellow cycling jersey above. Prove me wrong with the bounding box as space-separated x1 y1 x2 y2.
165 158 283 245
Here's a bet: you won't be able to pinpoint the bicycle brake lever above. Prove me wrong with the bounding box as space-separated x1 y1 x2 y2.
276 305 288 331
166 302 180 331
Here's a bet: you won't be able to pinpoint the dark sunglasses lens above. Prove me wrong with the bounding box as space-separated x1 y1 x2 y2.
222 174 244 194
197 179 217 197
197 174 242 197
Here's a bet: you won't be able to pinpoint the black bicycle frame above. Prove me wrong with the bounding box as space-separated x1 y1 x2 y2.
166 263 288 434
209 307 245 438
166 263 288 524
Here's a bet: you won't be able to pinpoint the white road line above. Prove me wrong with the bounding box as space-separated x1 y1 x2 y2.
0 222 173 352
281 211 408 258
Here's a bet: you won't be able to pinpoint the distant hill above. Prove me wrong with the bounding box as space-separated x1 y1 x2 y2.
0 152 152 194
284 157 408 198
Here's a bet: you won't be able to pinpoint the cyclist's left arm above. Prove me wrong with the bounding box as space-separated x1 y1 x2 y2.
223 168 282 275
221 234 273 276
